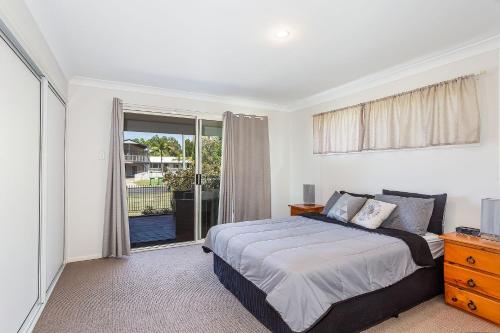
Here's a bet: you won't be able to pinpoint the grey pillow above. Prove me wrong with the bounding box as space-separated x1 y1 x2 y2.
375 194 435 235
327 193 367 222
322 191 342 214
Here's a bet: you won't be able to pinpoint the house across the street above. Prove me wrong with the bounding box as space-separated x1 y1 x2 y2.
124 139 191 178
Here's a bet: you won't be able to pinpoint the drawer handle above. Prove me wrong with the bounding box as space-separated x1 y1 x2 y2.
451 296 458 302
467 279 476 288
466 256 475 264
467 300 477 311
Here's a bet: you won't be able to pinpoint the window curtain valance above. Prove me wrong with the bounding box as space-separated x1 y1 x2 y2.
313 75 480 154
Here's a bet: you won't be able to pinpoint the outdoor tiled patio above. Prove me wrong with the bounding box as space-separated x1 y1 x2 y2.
129 214 176 247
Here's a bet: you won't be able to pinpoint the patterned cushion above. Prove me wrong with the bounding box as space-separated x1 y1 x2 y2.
322 191 342 214
351 199 397 229
375 194 434 235
327 193 367 222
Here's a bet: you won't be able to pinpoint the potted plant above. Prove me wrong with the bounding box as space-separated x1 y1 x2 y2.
164 165 195 192
164 166 195 213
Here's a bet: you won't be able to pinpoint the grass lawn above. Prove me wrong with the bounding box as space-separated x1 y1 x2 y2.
127 188 173 216
132 178 164 186
128 195 173 216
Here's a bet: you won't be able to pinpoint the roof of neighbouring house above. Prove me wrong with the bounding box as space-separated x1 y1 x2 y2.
124 139 148 148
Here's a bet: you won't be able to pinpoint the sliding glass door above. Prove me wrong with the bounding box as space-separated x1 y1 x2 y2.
123 112 222 247
124 113 197 247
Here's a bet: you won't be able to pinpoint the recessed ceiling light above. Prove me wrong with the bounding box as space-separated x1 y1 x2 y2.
275 30 290 39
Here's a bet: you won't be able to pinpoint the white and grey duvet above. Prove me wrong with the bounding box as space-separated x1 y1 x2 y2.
204 216 430 332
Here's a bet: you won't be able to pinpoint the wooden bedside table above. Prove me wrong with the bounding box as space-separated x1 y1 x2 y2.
289 204 325 216
440 232 500 325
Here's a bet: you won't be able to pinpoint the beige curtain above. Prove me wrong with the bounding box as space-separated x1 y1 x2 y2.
363 75 480 150
313 105 363 153
314 75 480 154
218 111 271 223
102 98 131 258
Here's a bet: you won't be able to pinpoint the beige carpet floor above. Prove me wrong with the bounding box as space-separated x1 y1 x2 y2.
34 245 498 333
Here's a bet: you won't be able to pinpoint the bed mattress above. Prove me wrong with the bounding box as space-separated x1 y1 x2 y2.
203 215 435 332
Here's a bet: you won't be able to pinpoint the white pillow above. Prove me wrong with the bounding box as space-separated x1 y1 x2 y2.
351 199 397 229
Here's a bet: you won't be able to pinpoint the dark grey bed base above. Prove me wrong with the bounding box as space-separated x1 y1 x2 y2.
213 254 444 333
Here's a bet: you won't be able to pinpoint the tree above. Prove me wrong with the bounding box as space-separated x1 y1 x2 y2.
162 137 182 157
148 136 170 172
131 137 148 146
201 136 222 175
184 138 195 160
163 135 222 190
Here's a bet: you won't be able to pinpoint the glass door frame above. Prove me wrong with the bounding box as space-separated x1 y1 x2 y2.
194 118 201 241
194 116 223 241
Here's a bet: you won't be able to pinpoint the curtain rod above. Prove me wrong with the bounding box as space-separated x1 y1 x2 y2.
123 103 267 120
123 109 197 119
232 112 267 120
122 103 267 120
314 71 487 116
122 102 212 115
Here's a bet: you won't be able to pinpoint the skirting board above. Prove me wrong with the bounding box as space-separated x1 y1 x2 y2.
65 253 102 263
66 240 206 262
19 264 65 333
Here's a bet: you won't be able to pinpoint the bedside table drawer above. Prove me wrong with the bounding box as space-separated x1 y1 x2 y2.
290 206 303 216
445 283 500 325
289 205 324 216
445 243 500 275
444 262 500 299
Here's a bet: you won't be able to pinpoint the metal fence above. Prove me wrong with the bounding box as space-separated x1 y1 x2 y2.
127 185 173 216
126 177 220 216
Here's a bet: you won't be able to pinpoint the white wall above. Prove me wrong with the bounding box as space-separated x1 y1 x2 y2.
66 82 290 261
289 50 500 233
0 0 67 97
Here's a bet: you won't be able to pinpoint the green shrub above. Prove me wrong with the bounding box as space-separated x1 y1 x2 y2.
163 165 195 191
141 205 171 216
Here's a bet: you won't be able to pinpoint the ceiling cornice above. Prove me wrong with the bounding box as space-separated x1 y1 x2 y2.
69 76 288 112
286 34 500 111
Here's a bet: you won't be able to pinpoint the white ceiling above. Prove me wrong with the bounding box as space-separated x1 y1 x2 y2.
25 0 500 107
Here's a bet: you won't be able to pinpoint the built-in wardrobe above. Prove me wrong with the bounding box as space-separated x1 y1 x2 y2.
0 21 66 333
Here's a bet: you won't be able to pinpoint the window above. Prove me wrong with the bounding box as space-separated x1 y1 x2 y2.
313 75 480 154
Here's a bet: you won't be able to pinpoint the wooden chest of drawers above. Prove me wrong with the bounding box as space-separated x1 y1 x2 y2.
440 233 500 325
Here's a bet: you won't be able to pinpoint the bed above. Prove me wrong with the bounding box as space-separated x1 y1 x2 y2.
203 209 445 333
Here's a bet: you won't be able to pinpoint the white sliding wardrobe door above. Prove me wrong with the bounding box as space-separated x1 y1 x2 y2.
44 88 65 292
0 37 41 332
